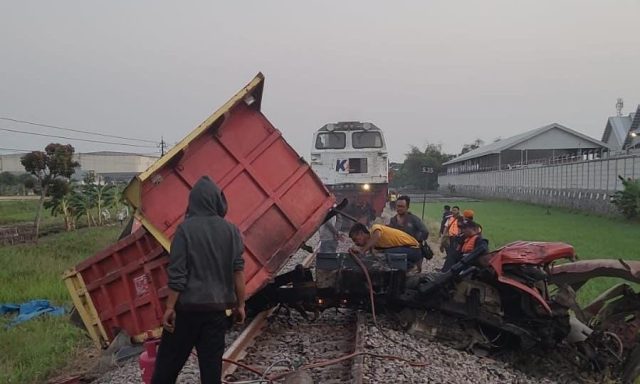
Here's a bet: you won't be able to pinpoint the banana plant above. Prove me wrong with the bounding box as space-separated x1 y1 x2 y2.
70 184 97 227
92 183 116 226
44 179 77 231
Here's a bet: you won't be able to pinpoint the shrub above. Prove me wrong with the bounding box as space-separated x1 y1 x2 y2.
611 176 640 219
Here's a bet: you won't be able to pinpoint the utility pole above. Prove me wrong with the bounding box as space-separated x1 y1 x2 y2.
159 136 166 157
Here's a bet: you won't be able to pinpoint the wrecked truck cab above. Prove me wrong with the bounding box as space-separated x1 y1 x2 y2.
487 241 576 314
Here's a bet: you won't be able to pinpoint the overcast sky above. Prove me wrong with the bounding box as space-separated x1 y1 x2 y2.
1 1 639 162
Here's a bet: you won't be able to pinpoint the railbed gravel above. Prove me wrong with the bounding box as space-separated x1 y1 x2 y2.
228 309 357 383
361 313 563 384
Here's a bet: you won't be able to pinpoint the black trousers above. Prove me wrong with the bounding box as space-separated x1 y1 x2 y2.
151 310 227 384
442 239 460 272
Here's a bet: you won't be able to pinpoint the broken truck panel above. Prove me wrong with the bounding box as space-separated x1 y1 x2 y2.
64 228 168 347
491 241 575 267
583 283 636 319
548 259 640 290
585 283 640 350
487 241 575 314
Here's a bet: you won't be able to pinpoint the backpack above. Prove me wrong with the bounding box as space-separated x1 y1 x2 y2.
420 241 434 260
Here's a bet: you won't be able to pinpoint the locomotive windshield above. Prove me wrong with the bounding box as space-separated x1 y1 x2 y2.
352 131 383 149
315 132 346 149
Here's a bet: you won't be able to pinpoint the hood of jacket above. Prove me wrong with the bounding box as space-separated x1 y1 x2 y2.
186 176 228 218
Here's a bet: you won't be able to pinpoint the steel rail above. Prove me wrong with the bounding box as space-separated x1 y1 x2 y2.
221 245 319 379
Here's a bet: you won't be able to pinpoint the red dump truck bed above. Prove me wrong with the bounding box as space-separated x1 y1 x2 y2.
65 228 168 345
124 73 334 296
65 73 335 347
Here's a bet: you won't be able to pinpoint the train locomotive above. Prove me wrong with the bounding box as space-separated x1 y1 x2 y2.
310 122 389 225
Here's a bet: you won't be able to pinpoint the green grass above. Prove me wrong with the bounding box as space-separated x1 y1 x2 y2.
0 226 120 383
0 199 58 226
414 200 639 304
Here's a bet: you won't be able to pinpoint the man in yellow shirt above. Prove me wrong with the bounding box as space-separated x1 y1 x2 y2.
348 223 422 269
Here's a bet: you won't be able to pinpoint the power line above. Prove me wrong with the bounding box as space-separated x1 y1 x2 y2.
0 116 158 144
0 127 158 148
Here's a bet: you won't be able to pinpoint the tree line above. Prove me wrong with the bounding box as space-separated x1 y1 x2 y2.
389 139 493 190
389 144 454 190
0 172 37 195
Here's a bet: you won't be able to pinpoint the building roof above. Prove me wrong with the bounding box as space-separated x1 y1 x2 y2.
602 116 633 149
622 105 640 149
444 123 609 165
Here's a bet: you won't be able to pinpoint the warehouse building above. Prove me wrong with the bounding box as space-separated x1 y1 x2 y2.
0 151 159 182
443 123 610 174
602 104 640 151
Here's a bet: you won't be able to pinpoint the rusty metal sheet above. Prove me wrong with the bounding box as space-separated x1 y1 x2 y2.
492 241 575 267
548 259 640 289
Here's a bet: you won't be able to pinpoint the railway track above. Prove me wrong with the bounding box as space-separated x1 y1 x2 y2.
224 310 366 383
222 242 367 384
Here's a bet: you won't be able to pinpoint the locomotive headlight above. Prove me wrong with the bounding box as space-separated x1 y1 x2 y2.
362 183 371 191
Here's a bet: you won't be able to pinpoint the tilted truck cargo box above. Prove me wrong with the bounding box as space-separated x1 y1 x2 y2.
64 228 167 347
65 73 335 347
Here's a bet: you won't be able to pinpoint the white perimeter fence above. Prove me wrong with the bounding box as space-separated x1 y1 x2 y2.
438 154 640 214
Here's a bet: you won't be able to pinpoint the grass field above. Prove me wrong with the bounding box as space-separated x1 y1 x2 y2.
0 226 120 384
0 199 58 226
414 200 639 304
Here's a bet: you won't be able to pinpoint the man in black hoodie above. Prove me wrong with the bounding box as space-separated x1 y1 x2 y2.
152 176 245 384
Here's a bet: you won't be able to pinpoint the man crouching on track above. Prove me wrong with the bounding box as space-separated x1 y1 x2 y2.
152 176 246 384
348 222 423 270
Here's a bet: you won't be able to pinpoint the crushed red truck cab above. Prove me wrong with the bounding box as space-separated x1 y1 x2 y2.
64 73 335 347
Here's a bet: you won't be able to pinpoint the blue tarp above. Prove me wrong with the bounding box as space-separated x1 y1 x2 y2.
0 300 65 327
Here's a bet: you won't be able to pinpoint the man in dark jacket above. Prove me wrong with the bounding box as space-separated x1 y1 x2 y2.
389 195 429 242
439 205 452 236
152 176 245 384
389 195 429 271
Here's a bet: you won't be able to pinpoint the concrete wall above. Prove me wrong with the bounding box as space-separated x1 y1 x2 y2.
438 154 640 214
0 154 23 173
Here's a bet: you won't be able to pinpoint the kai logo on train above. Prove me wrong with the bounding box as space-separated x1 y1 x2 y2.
336 159 349 173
